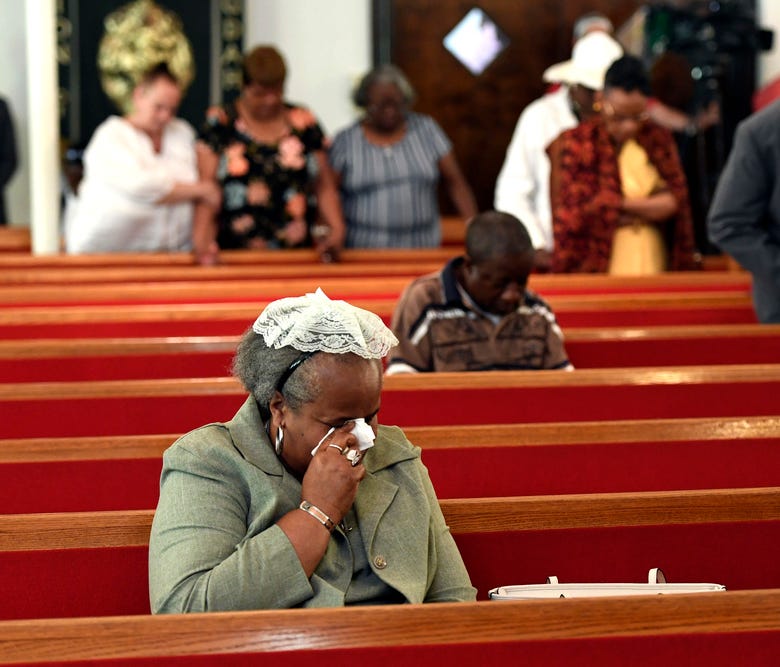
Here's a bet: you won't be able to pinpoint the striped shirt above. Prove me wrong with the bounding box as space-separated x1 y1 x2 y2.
330 113 452 248
387 258 572 373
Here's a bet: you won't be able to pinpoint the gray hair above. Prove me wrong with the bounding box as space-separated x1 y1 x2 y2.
232 328 382 412
232 328 316 410
352 64 416 108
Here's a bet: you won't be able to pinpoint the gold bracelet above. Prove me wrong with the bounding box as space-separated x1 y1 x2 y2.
299 500 335 532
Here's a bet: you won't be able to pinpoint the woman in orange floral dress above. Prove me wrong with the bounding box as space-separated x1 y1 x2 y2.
549 55 699 273
193 45 345 264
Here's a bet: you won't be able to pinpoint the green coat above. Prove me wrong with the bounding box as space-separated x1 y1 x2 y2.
149 397 476 612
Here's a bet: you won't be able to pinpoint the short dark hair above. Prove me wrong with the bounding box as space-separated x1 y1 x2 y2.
352 64 416 108
243 45 287 88
465 210 533 264
604 55 651 96
137 62 179 88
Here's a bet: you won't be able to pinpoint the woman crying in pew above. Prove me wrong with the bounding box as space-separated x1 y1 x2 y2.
148 288 476 611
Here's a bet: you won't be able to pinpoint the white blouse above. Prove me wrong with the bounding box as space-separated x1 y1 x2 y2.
65 116 198 254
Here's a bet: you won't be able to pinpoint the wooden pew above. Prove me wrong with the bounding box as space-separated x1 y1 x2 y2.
0 301 372 339
0 226 31 253
0 236 460 271
0 259 453 285
0 335 241 381
0 276 415 305
1 323 777 382
564 323 780 368
0 279 753 312
0 488 778 619
0 262 751 291
0 592 779 666
3 416 779 513
551 293 756 326
1 365 778 438
0 266 752 304
441 214 465 246
0 293 758 342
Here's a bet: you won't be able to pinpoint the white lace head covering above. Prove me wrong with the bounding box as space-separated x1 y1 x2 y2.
252 288 398 359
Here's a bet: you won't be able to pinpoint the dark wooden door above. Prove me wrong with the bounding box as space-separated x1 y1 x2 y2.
378 0 642 212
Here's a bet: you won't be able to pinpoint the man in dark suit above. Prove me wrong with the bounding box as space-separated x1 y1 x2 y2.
707 100 780 323
0 97 18 225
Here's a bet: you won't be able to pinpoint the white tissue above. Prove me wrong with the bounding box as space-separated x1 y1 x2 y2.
350 418 376 451
310 418 376 457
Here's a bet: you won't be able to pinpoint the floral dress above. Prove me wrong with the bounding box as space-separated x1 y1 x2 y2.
199 102 325 249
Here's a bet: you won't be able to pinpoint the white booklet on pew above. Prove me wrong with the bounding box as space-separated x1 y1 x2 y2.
488 568 726 600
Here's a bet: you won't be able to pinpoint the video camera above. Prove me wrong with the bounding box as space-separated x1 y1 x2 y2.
646 0 772 108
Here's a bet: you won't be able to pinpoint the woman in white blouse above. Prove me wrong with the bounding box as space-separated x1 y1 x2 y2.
65 63 220 254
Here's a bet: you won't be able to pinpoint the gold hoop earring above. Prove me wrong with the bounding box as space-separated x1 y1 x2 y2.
592 101 602 112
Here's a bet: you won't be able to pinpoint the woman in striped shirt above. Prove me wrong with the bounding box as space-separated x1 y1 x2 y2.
330 65 476 248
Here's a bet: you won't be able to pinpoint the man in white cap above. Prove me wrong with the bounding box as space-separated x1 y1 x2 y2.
494 30 622 271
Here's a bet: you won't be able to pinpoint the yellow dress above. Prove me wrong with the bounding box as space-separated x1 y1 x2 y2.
608 139 667 275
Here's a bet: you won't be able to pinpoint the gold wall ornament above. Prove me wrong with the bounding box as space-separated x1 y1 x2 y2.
221 16 242 42
220 0 242 15
57 15 73 65
97 0 195 113
218 0 243 100
220 43 243 66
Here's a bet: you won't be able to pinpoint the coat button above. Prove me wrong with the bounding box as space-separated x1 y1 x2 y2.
373 554 387 569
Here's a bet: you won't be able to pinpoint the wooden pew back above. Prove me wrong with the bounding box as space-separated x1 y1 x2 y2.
0 279 751 306
0 592 778 665
0 488 778 619
1 366 778 438
0 293 759 342
0 263 750 290
1 324 779 381
2 416 780 513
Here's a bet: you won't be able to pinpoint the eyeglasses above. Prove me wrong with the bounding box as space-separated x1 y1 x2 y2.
602 100 649 124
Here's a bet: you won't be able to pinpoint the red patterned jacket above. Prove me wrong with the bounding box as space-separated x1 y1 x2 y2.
549 118 698 273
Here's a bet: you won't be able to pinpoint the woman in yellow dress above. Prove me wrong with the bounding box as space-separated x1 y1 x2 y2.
549 55 699 273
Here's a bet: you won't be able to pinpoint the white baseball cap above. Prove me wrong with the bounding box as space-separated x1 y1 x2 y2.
542 31 623 90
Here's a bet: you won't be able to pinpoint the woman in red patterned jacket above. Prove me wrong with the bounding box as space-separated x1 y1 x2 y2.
549 55 699 274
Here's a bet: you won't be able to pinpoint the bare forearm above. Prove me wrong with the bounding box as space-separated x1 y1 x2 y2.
192 201 219 265
310 151 346 252
622 191 678 222
317 188 345 241
448 180 478 219
439 151 477 220
157 181 209 205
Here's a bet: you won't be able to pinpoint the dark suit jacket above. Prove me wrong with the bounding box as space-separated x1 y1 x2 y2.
0 97 18 224
708 100 780 323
